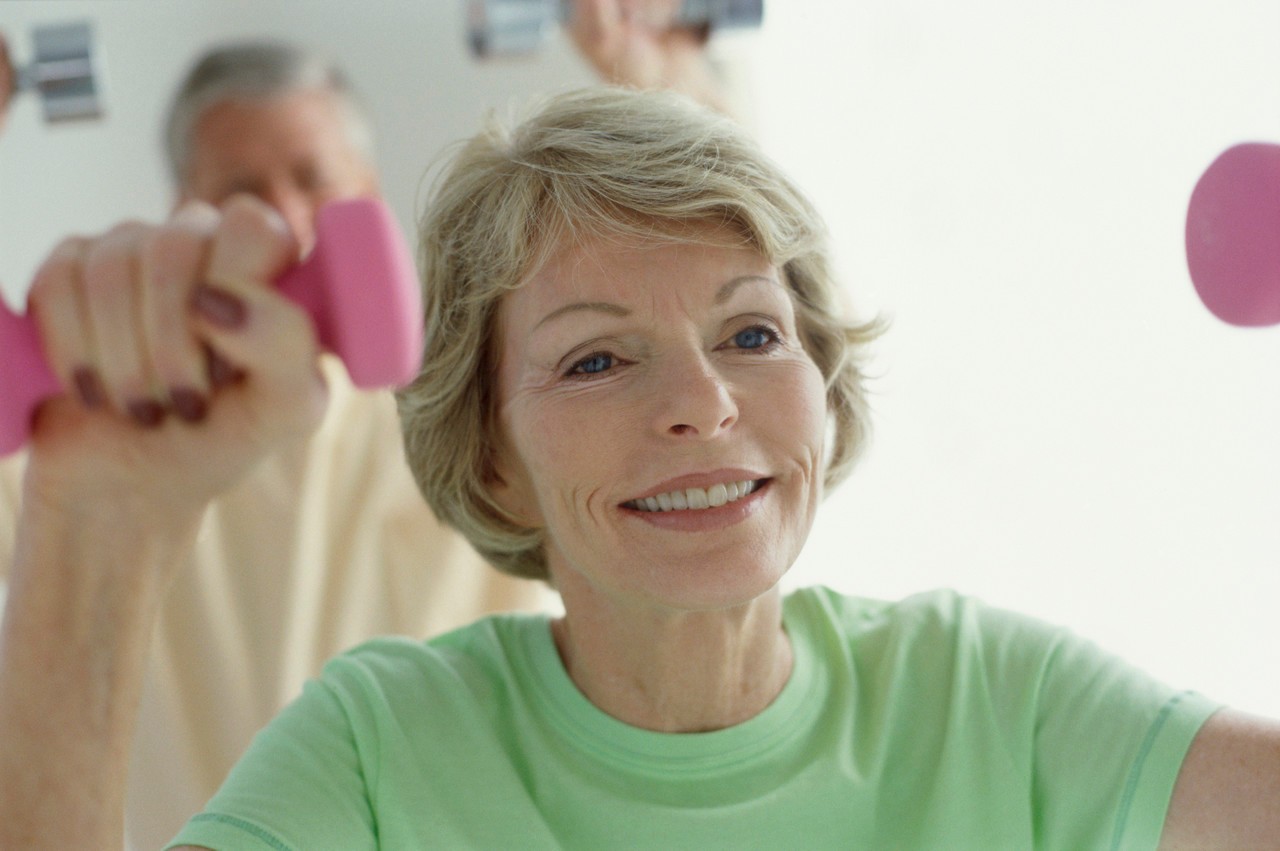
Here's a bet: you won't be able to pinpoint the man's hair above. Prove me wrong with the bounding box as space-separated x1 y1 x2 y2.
398 86 882 582
162 40 376 187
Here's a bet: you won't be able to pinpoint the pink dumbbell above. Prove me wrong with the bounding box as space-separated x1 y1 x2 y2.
0 197 423 456
1185 142 1280 327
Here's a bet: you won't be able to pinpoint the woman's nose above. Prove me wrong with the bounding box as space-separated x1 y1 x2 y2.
654 354 739 439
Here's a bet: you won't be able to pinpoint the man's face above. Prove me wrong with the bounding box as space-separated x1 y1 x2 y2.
181 87 378 252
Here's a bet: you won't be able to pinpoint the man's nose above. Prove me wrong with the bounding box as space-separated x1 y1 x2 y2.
261 187 318 255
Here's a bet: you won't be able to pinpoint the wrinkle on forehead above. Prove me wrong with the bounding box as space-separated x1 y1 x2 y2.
521 214 758 289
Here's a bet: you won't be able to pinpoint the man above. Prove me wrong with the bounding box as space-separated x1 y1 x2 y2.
163 43 377 255
0 6 732 848
0 40 546 849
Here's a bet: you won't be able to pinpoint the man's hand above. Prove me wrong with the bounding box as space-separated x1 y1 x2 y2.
565 0 732 114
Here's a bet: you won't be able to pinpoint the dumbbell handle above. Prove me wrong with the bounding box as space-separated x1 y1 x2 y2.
0 197 423 457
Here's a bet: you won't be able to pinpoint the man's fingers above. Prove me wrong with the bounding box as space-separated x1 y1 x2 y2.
566 0 623 64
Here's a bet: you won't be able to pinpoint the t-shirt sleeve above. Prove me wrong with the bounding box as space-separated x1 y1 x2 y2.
980 602 1221 851
165 671 378 851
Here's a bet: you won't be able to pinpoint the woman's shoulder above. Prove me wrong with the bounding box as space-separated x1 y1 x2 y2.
785 584 1203 717
785 585 1075 676
314 613 551 702
787 584 1041 635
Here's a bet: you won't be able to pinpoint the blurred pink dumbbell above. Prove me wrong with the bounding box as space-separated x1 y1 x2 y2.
0 197 423 456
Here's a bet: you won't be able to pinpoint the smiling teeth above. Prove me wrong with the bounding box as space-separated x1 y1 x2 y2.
628 480 758 512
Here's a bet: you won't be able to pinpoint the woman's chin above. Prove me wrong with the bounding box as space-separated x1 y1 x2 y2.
622 558 790 615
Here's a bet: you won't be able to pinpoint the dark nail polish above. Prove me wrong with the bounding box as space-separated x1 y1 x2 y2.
169 387 208 424
193 285 247 329
206 349 245 388
73 366 106 408
127 399 167 428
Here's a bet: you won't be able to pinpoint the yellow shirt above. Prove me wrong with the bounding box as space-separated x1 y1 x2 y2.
0 356 547 850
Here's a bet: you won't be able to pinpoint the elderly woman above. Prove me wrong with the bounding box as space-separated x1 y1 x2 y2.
1 88 1277 850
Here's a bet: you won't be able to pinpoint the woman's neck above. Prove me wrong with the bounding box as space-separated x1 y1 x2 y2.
549 583 793 733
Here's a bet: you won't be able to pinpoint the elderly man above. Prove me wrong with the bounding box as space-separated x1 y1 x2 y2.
0 38 544 850
0 5 733 849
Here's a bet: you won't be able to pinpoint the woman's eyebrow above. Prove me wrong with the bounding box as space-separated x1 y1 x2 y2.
532 275 780 333
714 275 781 305
533 301 630 333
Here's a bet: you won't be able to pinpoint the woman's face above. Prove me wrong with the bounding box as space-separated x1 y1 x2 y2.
491 227 828 612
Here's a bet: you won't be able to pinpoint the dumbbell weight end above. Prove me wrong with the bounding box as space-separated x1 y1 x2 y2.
276 198 424 390
1185 142 1280 327
0 299 63 456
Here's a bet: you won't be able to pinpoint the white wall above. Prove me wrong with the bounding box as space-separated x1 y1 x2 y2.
0 0 600 297
755 2 1280 718
1 1 1277 719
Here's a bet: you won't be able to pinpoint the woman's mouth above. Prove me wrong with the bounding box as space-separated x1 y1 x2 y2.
622 479 766 513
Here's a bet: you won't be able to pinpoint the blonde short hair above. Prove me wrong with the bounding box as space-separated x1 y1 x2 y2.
399 87 880 582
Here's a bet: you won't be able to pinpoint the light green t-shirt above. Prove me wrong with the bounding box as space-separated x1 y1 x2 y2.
169 587 1217 850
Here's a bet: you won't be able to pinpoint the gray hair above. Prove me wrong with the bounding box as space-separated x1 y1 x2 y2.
162 41 376 187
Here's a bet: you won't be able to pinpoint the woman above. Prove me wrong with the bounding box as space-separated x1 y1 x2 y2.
1 88 1276 850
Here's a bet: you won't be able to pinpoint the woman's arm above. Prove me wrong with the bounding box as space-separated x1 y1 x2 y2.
1159 709 1280 850
0 483 203 847
0 197 326 850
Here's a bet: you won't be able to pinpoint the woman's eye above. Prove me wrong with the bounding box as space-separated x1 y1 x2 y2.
568 352 614 376
732 325 778 350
